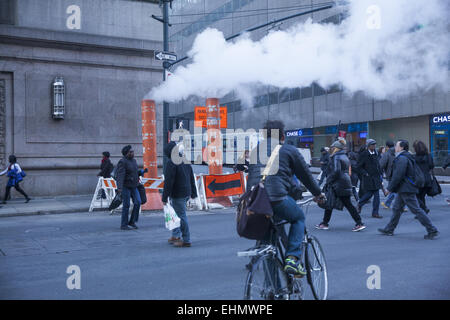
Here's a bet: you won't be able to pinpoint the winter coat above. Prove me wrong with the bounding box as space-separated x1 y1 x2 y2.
115 156 140 190
1 163 24 187
379 148 395 180
414 154 434 188
357 149 383 191
98 158 114 178
247 141 321 202
325 150 353 197
320 152 330 173
162 142 198 203
387 151 418 194
442 155 450 170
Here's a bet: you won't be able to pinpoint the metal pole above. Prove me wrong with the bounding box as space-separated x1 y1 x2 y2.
162 0 170 172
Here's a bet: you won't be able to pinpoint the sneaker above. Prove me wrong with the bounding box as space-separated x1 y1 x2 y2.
25 198 31 203
378 228 394 236
446 198 450 205
168 237 181 244
1 201 6 204
424 231 439 240
284 256 306 277
173 241 191 247
128 223 138 229
120 226 132 230
352 224 366 232
403 207 408 212
381 202 390 209
315 223 329 230
372 214 383 219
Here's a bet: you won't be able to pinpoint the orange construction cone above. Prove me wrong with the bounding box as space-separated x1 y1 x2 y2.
141 99 163 211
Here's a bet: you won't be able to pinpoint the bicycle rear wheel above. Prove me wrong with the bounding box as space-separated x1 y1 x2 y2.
244 255 289 300
305 235 328 300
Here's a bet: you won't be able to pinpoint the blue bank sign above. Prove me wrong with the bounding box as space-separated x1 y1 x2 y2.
432 114 450 124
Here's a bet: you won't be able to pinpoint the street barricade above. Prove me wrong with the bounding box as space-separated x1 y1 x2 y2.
89 177 118 212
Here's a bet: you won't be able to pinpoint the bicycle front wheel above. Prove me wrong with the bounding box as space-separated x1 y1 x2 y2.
244 255 289 300
305 235 328 300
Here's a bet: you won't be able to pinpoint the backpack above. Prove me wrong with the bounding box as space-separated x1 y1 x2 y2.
400 154 425 189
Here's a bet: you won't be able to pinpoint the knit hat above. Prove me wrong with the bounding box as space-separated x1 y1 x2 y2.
121 145 132 156
102 151 110 158
331 140 346 149
366 139 376 146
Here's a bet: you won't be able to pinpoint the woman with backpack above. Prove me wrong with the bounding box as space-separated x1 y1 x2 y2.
413 140 434 213
0 155 31 204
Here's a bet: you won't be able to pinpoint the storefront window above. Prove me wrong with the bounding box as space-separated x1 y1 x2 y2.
430 113 450 167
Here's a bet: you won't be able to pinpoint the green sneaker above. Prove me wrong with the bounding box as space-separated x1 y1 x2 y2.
284 256 307 276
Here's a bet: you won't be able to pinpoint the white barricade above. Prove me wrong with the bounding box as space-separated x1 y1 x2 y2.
89 177 118 212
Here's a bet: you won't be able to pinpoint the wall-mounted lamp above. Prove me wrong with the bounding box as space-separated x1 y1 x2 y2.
52 77 65 119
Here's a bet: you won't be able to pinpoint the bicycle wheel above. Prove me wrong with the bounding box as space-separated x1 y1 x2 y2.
305 235 328 300
244 255 289 300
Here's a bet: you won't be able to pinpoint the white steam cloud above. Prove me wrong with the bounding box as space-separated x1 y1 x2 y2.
150 0 449 103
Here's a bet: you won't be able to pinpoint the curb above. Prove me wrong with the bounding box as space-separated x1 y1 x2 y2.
0 207 90 218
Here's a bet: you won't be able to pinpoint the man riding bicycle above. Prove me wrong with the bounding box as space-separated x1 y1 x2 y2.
247 120 325 276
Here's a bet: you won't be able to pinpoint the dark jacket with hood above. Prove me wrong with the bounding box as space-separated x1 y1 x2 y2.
443 155 450 170
116 156 139 190
247 141 321 202
162 141 197 203
326 150 353 197
99 157 114 178
379 147 395 180
414 153 434 187
357 149 383 191
320 152 330 173
387 151 418 194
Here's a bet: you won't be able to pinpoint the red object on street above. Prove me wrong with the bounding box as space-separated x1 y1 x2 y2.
141 99 163 211
206 98 223 175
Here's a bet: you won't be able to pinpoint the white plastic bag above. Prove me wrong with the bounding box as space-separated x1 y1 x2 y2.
317 171 323 182
164 203 181 230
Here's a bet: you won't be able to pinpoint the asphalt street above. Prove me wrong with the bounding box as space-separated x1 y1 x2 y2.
0 186 449 300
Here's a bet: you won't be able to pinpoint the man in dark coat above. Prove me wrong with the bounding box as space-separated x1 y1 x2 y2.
98 151 114 178
379 141 396 209
378 140 439 239
357 139 383 218
162 141 198 247
116 145 141 230
318 147 330 187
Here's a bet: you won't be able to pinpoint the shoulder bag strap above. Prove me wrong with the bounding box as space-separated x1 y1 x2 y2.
261 144 282 182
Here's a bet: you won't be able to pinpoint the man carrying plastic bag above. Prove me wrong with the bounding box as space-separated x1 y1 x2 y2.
162 141 198 248
164 202 181 230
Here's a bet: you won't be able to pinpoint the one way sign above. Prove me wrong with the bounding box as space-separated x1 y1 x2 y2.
204 172 245 198
154 50 177 61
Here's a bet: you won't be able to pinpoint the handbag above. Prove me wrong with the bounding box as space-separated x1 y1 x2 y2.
236 145 281 240
137 184 147 205
164 203 181 230
318 183 343 211
427 174 442 197
20 170 26 178
108 192 123 211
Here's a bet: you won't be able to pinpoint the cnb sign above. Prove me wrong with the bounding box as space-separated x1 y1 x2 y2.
432 114 450 124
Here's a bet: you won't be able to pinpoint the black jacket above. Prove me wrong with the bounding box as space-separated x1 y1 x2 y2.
98 158 114 178
247 141 321 202
379 148 395 180
387 151 418 194
326 150 353 197
320 152 330 172
162 142 198 203
116 156 139 190
414 154 434 187
443 155 450 170
357 149 383 191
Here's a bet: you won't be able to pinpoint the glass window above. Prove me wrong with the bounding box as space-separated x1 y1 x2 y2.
301 86 312 99
327 84 341 94
290 88 300 101
313 83 326 96
0 0 15 25
269 92 278 105
279 89 290 103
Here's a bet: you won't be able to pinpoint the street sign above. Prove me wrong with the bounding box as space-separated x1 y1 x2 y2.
204 172 244 198
194 106 227 128
154 50 177 61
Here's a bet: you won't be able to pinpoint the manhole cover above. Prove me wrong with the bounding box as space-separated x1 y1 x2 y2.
25 227 61 233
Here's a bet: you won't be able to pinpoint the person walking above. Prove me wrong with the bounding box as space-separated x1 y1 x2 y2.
233 150 249 173
0 155 31 204
347 149 359 201
318 147 330 187
357 139 383 218
162 141 198 248
98 151 114 178
413 140 434 213
247 120 326 277
356 145 367 199
380 140 396 209
443 155 450 205
378 140 439 239
316 140 366 231
116 145 141 230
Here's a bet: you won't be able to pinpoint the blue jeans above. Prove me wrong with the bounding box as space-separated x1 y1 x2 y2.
271 196 305 260
171 197 190 243
358 189 380 215
121 187 141 228
384 192 396 207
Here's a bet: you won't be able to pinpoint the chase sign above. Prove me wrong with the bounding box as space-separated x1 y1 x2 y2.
432 114 450 124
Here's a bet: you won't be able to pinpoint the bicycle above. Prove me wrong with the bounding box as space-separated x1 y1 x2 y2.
237 197 328 300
